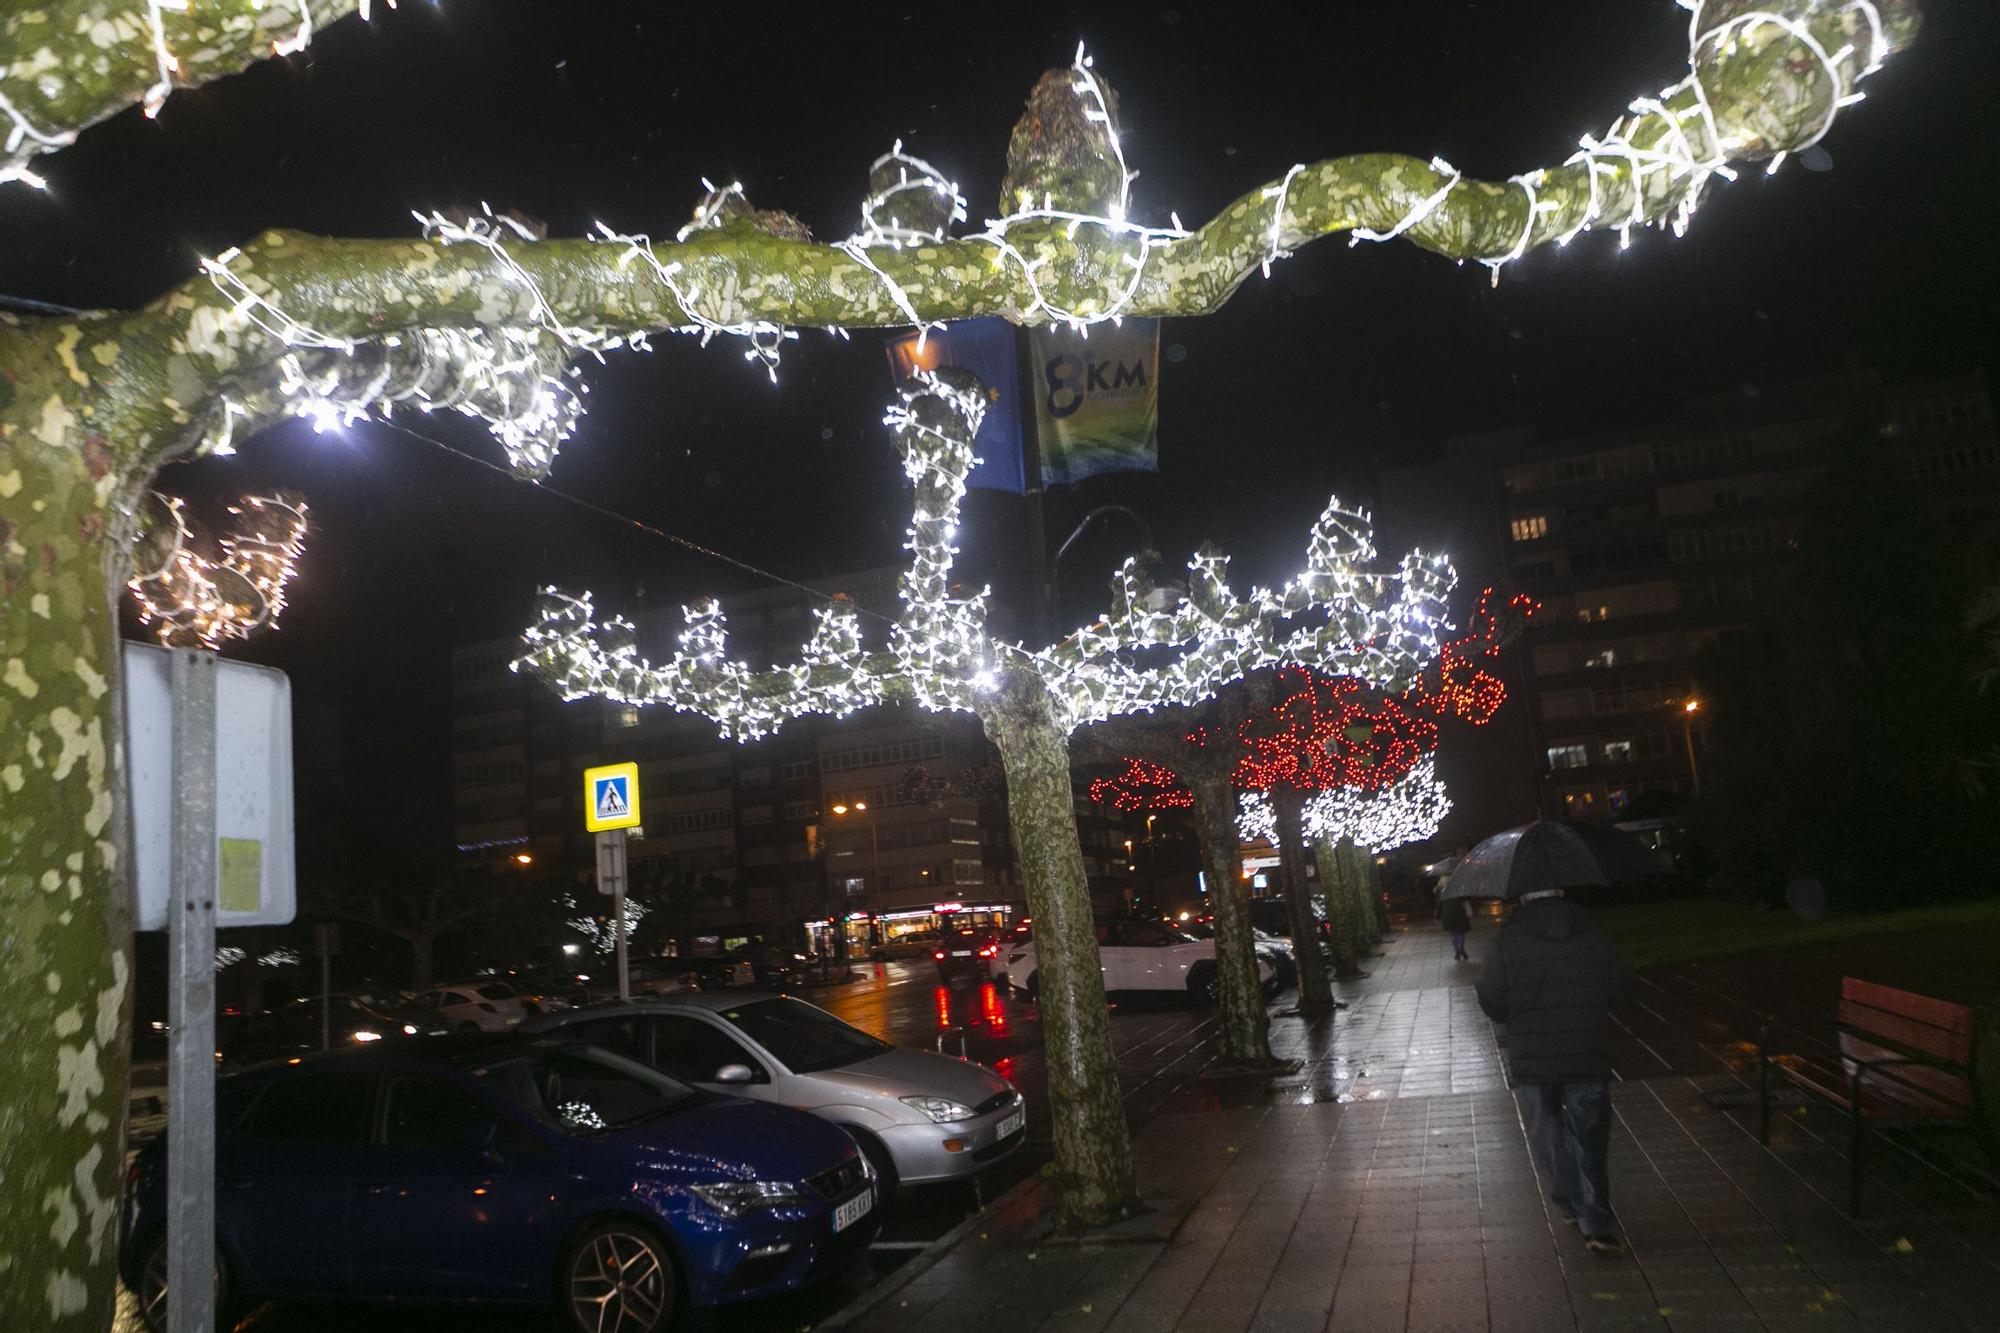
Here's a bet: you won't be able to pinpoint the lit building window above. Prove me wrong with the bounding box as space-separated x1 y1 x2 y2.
1511 516 1549 542
1602 740 1634 763
613 705 640 728
1547 744 1590 770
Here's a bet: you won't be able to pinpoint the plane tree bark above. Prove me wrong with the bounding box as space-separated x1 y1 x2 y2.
0 2 1923 1323
1080 686 1285 1072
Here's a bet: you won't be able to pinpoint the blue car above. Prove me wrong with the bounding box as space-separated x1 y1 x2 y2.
120 1034 878 1332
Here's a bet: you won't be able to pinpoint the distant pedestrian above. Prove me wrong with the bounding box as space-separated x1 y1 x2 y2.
1438 894 1472 961
1475 888 1631 1254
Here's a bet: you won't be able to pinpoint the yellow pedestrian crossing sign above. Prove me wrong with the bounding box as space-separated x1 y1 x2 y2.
583 762 642 832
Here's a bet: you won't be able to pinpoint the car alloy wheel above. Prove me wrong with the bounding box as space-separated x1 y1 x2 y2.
1187 963 1220 1005
565 1222 676 1333
136 1233 224 1333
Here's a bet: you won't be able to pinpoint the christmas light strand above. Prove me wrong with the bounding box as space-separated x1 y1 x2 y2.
2 1 363 190
1237 755 1453 853
515 369 1454 741
128 490 309 649
52 3 1898 489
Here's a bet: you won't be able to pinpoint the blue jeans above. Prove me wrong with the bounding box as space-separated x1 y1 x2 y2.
1450 930 1467 957
1520 1081 1615 1237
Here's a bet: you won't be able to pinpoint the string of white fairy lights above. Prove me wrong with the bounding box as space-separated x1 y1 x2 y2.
1236 755 1453 855
3 0 338 188
514 369 1454 743
3 1 1894 497
128 490 310 649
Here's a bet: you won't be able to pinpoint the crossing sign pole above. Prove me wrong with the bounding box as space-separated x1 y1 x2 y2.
595 828 630 1001
584 763 641 1000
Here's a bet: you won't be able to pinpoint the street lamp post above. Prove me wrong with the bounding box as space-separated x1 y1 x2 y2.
1682 699 1703 796
830 801 884 966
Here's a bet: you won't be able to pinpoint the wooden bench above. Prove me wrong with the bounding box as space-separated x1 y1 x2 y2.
1758 977 1989 1215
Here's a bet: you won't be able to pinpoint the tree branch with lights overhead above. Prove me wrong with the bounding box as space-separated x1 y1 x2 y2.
0 1 1924 1320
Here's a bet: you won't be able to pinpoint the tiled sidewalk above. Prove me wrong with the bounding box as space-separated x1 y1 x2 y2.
827 926 2000 1332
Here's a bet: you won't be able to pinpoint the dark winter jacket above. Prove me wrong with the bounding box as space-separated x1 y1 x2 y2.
1437 898 1471 933
1475 896 1629 1085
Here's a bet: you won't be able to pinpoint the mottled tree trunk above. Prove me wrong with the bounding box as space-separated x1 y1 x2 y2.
980 673 1136 1229
405 930 437 991
1334 839 1378 954
0 348 135 1330
1355 844 1388 943
1188 772 1274 1067
1273 788 1333 1015
1313 838 1362 978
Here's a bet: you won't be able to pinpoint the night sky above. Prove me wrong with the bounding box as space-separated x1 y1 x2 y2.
4 1 1994 870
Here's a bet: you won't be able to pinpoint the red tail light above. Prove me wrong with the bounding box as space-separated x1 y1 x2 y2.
979 946 997 957
933 950 946 960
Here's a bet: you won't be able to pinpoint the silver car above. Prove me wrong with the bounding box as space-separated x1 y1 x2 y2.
522 992 1025 1191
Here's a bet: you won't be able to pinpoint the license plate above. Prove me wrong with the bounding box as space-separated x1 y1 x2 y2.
950 950 973 957
832 1189 874 1233
997 1107 1025 1139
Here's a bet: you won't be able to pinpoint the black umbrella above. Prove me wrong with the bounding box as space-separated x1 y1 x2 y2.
1437 819 1667 902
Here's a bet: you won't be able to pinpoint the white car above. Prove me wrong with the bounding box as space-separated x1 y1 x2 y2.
1001 918 1275 1002
402 980 526 1032
524 993 1026 1193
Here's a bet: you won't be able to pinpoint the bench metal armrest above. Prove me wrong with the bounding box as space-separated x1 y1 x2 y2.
1758 1017 1838 1060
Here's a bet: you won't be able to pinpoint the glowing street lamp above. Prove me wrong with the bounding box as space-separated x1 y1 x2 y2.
513 852 534 866
1681 698 1702 795
829 800 884 958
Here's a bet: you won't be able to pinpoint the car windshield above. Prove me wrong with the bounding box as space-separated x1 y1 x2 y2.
719 997 890 1074
476 983 516 1001
471 1044 698 1134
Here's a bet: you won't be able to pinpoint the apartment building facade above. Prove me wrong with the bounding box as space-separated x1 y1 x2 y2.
1382 372 1999 825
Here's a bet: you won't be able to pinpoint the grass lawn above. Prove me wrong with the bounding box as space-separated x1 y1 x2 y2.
1589 896 2000 971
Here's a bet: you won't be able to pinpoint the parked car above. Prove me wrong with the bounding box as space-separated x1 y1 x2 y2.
218 995 447 1068
494 965 593 1015
932 927 1003 984
867 932 940 962
524 992 1025 1194
403 981 527 1032
1000 918 1275 1003
1177 922 1298 991
120 1034 878 1333
1248 896 1331 946
1253 929 1298 990
677 953 744 989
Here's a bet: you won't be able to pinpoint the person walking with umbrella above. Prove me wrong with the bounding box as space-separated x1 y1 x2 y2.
1446 821 1654 1255
1437 890 1472 961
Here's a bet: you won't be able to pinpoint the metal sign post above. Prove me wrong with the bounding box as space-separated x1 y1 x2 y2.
584 761 641 1001
167 649 218 1333
314 923 340 1052
596 829 630 1000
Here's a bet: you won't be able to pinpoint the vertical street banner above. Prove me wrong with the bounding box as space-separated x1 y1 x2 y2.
1029 319 1161 484
883 318 1027 493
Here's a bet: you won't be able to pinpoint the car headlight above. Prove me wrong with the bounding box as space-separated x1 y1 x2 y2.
900 1095 976 1124
350 1029 382 1042
402 1023 419 1036
689 1180 803 1217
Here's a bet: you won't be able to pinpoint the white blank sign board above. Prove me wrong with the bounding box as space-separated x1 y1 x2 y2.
125 641 297 931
